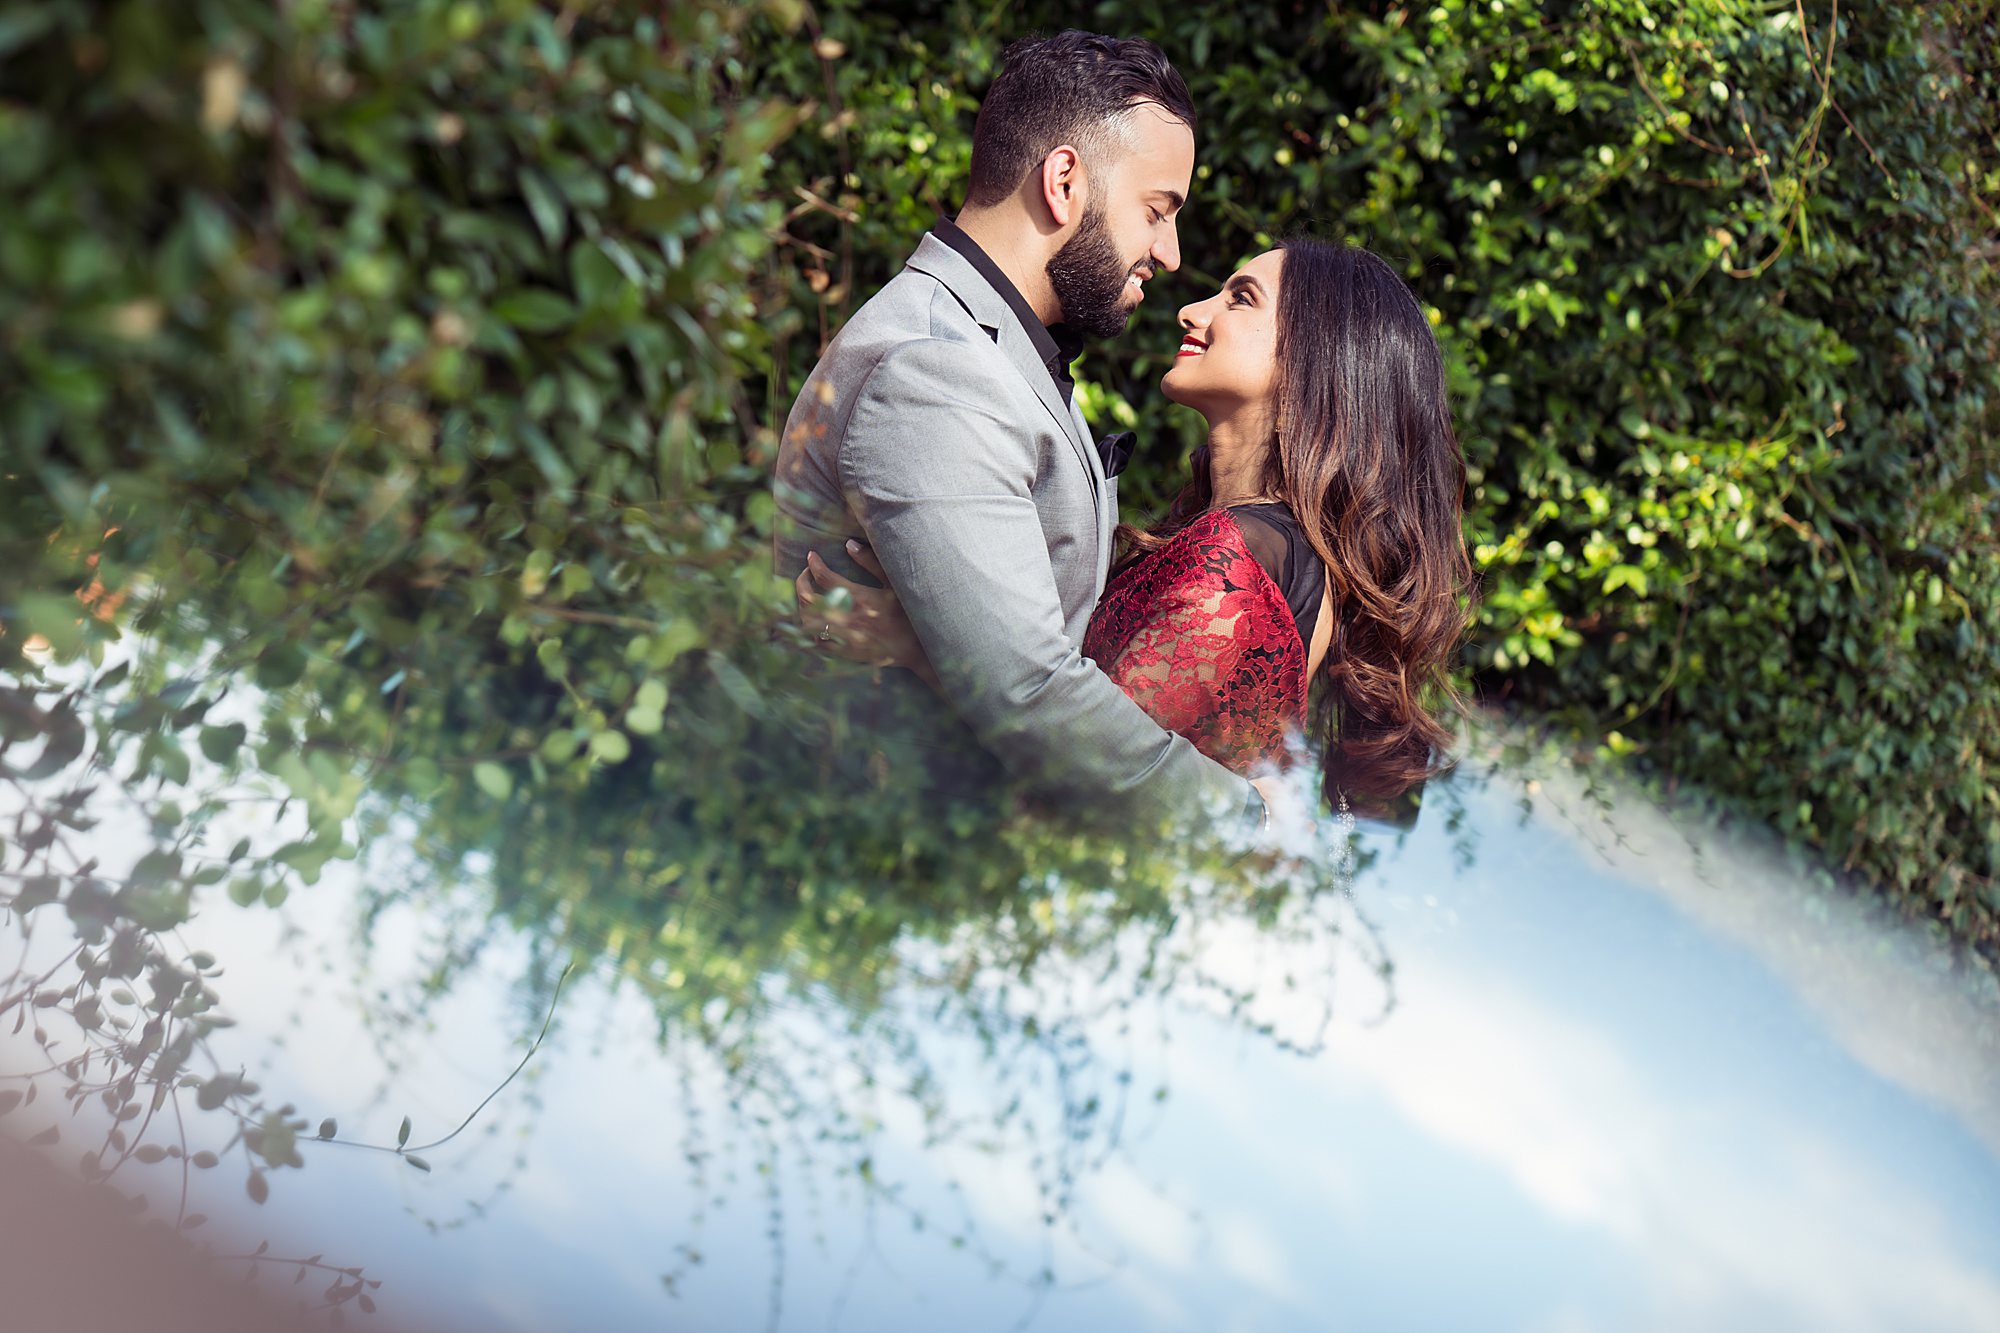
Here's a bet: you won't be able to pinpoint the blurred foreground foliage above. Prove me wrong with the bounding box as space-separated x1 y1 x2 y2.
0 0 1995 968
0 0 1314 1079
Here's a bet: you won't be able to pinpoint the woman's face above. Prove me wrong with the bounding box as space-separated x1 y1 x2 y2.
1160 249 1283 418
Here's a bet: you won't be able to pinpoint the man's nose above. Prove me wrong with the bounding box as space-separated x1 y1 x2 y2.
1153 220 1181 273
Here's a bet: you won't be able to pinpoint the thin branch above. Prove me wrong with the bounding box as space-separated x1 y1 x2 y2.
405 962 571 1153
302 963 572 1160
1625 50 1739 158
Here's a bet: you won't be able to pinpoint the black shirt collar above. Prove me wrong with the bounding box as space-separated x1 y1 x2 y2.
933 215 1085 401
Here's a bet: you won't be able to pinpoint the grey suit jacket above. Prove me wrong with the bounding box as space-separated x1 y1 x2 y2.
772 232 1251 825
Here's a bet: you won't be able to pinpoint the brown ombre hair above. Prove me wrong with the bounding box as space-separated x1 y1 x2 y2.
1117 239 1474 811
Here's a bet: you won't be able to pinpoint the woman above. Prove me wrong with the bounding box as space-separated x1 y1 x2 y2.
806 238 1472 812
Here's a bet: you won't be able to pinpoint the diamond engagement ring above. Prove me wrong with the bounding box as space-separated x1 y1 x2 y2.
818 624 834 642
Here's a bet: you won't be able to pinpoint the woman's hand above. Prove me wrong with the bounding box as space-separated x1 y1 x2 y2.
794 540 941 691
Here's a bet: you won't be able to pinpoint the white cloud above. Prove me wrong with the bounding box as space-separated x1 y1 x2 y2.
1316 966 2000 1332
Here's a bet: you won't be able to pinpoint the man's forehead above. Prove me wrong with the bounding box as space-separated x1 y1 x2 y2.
1115 101 1195 192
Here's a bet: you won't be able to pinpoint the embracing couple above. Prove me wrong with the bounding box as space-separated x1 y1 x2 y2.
772 30 1472 835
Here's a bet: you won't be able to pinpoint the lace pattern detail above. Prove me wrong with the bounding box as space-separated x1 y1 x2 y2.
1083 508 1309 773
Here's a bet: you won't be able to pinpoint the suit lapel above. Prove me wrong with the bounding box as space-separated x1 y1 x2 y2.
1071 396 1116 598
904 235 1102 505
997 322 1104 503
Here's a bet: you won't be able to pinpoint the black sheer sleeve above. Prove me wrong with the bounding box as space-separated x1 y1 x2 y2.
1228 504 1324 648
1233 508 1291 582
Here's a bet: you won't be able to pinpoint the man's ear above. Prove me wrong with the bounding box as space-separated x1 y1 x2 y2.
1039 145 1084 229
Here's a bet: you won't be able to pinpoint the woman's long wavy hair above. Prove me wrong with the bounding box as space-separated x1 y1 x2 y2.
1116 238 1475 812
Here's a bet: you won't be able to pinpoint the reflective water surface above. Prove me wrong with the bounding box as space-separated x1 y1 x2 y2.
4 719 1998 1332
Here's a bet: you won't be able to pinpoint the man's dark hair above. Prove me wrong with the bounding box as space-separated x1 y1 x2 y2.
963 30 1197 210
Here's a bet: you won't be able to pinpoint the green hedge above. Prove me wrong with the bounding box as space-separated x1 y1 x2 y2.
1 1 1996 953
741 0 2000 945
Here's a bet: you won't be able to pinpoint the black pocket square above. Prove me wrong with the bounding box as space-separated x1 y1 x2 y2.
1096 430 1136 480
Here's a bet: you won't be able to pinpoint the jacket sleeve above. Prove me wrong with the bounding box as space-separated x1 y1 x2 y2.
837 338 1252 826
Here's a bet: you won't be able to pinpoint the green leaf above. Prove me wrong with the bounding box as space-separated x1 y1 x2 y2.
196 1074 241 1111
493 289 577 333
519 168 567 248
570 240 626 308
13 877 59 912
130 849 182 886
254 644 308 690
155 739 192 787
1602 565 1649 597
258 1114 297 1168
20 715 85 780
472 761 513 800
199 722 247 763
157 679 201 709
707 654 765 717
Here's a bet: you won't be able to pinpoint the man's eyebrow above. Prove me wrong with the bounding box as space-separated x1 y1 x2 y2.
1149 189 1186 213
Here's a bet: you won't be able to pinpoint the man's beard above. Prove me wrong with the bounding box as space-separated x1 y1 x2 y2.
1046 200 1146 339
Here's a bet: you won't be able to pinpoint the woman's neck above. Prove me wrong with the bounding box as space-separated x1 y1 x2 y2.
1204 409 1280 508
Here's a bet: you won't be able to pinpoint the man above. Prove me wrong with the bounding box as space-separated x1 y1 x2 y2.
771 30 1268 831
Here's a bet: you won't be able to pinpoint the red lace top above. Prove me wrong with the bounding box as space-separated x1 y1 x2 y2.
1083 507 1314 774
